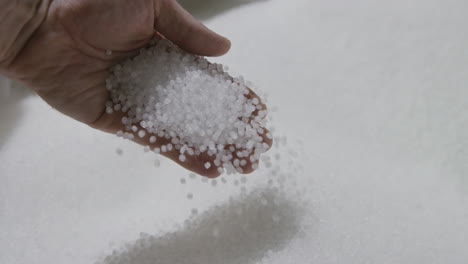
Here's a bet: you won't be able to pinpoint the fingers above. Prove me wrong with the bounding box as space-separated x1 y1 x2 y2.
91 107 272 178
154 0 231 56
90 110 221 177
132 129 222 178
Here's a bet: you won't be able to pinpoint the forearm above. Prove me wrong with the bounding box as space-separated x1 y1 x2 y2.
0 0 51 71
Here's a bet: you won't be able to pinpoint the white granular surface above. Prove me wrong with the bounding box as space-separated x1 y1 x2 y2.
106 39 270 175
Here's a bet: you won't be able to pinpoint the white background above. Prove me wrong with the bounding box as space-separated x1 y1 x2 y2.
1 0 468 263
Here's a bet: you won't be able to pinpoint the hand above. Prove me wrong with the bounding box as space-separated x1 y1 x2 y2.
4 0 271 177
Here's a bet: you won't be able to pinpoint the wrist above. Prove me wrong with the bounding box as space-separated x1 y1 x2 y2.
0 0 52 71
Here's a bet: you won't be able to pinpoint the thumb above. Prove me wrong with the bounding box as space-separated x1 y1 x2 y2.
154 0 231 56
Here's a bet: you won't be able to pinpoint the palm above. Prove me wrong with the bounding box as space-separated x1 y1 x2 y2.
10 0 156 125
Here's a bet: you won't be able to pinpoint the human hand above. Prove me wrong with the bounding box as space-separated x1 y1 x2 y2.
2 0 271 177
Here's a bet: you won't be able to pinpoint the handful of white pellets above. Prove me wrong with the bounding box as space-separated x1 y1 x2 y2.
105 39 271 176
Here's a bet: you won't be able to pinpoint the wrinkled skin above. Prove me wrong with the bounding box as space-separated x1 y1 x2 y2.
4 0 271 177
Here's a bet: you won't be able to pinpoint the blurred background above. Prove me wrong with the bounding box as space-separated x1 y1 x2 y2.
1 0 468 263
